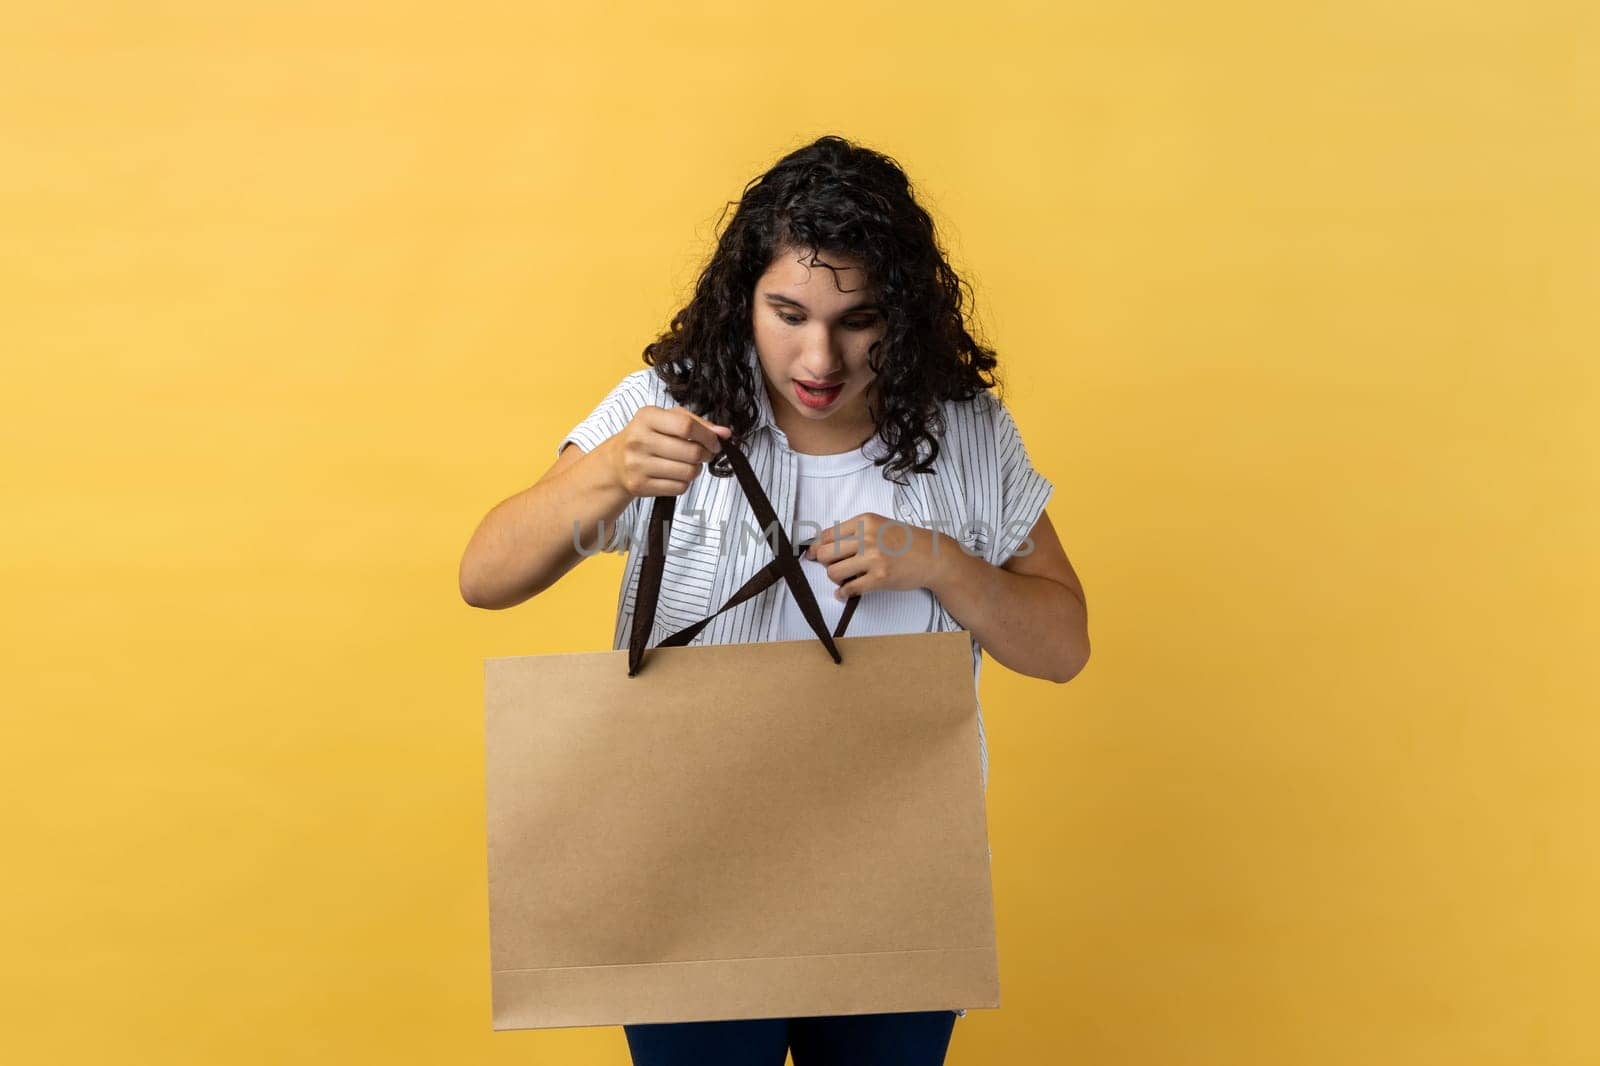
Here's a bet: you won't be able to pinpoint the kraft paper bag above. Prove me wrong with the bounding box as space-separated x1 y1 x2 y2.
484 439 999 1030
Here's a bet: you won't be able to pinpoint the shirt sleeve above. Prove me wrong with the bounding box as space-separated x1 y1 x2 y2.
984 394 1055 568
556 369 659 555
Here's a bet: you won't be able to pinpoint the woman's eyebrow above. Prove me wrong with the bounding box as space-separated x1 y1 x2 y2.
761 293 882 314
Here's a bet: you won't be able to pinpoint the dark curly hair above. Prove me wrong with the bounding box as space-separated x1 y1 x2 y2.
640 134 1001 484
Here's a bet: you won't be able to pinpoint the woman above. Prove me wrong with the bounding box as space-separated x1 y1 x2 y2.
460 134 1090 1066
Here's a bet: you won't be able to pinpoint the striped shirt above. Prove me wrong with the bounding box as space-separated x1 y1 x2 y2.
557 343 1055 788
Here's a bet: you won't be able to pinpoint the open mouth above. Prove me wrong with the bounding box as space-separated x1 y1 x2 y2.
794 380 844 408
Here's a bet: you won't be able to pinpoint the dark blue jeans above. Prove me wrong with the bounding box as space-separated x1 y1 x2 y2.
624 1010 958 1066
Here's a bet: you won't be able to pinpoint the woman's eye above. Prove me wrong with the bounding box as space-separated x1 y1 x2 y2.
775 312 880 329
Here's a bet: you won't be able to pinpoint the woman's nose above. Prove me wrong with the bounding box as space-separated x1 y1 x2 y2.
801 332 846 378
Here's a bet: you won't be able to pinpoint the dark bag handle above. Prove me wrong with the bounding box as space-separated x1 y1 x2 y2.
627 437 857 677
651 538 860 652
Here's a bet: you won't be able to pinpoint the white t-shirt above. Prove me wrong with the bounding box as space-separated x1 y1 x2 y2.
776 438 940 641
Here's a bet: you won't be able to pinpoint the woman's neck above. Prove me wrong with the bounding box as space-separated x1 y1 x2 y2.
765 380 880 455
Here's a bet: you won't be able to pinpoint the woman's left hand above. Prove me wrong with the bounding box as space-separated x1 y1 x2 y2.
803 513 952 600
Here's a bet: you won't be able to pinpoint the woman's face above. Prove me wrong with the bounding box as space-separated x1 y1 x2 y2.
750 245 887 450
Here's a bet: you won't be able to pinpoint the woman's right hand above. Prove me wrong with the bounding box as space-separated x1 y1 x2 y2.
606 405 733 499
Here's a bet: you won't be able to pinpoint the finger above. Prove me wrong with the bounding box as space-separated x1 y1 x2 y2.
645 406 730 456
638 455 703 485
812 519 870 561
832 571 870 601
643 432 717 467
809 535 860 564
685 407 734 440
825 554 871 588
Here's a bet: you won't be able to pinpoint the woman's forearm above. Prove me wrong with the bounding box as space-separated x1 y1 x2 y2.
459 439 635 610
927 537 1090 684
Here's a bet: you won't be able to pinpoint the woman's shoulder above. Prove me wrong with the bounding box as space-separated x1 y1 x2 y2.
596 366 676 413
939 386 1003 419
934 387 1021 448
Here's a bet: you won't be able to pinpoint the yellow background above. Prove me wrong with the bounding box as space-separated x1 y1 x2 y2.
4 2 1595 1063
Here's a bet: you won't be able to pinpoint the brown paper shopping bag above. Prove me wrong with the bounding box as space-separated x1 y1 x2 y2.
484 439 999 1030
